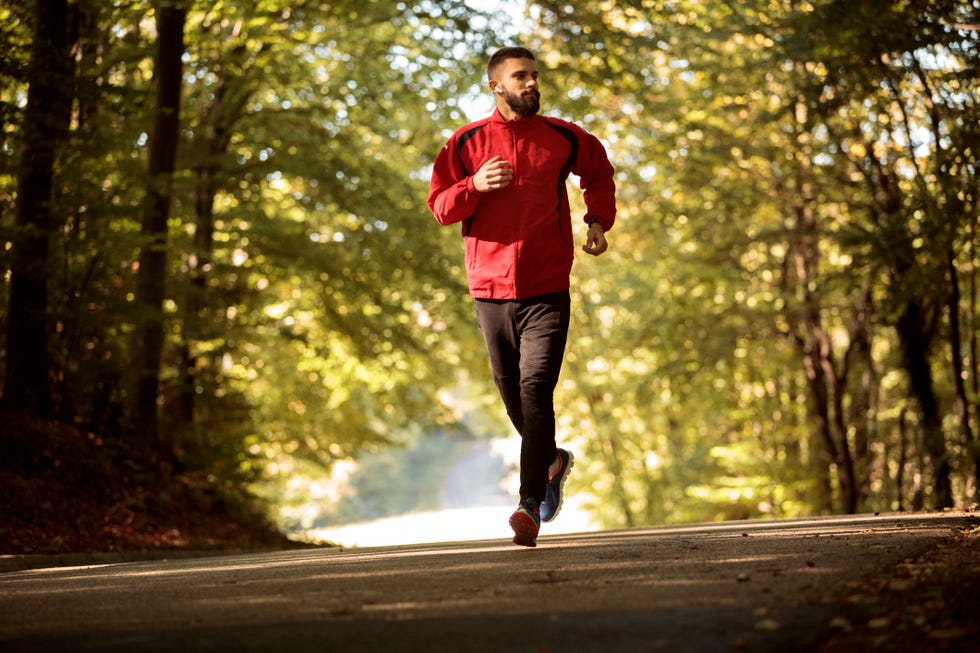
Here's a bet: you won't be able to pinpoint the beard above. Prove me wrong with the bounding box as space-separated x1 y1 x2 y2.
505 89 540 117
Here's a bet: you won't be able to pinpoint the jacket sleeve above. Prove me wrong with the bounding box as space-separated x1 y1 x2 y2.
428 138 481 226
573 129 617 232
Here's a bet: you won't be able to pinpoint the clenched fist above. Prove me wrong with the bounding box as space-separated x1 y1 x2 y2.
473 155 514 192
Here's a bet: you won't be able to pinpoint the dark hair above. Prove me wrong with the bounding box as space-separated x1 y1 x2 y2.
487 47 535 79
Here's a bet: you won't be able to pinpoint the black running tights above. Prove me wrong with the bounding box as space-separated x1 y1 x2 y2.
474 291 570 503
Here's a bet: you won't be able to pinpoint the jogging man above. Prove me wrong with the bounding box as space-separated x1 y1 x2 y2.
427 47 616 547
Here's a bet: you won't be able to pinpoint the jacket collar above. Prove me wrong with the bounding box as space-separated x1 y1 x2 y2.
490 107 541 125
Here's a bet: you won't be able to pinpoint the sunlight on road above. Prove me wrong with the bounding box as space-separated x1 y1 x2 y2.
297 428 598 549
306 496 598 548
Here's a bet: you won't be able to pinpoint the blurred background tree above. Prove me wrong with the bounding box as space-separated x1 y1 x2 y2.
1 0 977 540
529 0 978 524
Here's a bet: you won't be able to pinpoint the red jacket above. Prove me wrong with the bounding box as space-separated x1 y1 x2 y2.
428 109 616 300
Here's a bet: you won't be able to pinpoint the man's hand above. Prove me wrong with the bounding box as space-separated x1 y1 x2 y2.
473 155 513 192
582 221 608 256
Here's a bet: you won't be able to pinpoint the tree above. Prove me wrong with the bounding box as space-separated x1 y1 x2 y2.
127 0 187 446
4 0 973 534
524 0 977 523
3 0 74 414
0 0 498 529
777 0 980 508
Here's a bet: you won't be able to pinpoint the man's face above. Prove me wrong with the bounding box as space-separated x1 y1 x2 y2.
491 57 540 117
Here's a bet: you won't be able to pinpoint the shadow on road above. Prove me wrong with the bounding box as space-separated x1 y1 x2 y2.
1 512 978 652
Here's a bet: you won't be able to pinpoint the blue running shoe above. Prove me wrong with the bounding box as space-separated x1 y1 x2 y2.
540 448 573 523
509 497 541 547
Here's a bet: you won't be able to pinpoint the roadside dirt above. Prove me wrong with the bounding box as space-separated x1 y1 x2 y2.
0 411 293 555
813 520 980 651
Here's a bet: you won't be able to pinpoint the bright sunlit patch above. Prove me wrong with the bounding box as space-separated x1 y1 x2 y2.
305 495 597 548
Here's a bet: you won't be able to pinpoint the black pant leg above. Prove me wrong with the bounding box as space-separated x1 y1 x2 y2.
474 298 524 433
475 292 570 502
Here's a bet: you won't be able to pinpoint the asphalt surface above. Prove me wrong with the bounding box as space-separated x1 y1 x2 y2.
1 512 978 652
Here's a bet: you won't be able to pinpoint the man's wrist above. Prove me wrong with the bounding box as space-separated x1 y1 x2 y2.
587 215 603 228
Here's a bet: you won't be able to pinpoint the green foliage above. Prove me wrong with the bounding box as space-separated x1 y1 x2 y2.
2 0 977 538
525 0 979 525
1 2 497 500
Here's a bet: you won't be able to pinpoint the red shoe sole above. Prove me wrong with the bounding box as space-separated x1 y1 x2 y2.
509 510 539 548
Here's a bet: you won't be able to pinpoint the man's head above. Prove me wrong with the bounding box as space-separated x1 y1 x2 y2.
487 47 540 119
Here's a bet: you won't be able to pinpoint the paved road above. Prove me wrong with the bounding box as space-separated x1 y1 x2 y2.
1 512 978 652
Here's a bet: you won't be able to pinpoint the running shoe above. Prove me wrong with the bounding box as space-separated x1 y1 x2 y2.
509 497 541 547
539 448 574 523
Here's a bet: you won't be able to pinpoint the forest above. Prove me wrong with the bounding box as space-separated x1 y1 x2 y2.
1 0 978 552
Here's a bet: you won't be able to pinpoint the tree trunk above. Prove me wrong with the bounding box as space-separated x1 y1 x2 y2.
946 246 977 500
971 223 980 497
172 142 220 448
784 194 858 513
849 317 877 511
896 407 907 511
588 393 634 528
896 300 953 508
175 63 237 435
127 1 186 445
2 0 74 415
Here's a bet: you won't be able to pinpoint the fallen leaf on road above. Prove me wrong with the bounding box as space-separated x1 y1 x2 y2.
927 627 968 640
887 578 914 591
829 616 852 631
